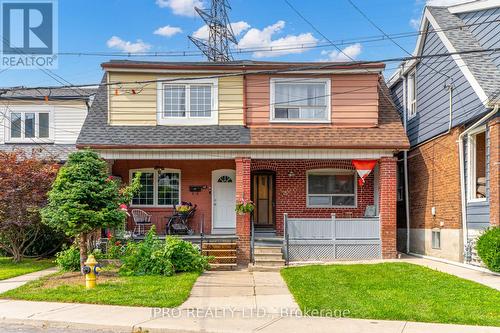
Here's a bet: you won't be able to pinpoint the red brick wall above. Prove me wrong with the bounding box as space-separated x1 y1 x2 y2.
489 117 500 227
407 127 462 230
112 159 235 234
236 157 251 263
379 157 397 259
251 159 375 235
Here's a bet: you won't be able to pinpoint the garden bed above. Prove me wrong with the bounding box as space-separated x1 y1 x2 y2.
281 263 500 326
0 257 54 280
0 268 199 308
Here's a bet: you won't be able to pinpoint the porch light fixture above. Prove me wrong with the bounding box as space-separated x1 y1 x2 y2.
288 171 295 177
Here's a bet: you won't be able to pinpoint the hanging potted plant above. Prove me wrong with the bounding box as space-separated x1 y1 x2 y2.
235 198 255 215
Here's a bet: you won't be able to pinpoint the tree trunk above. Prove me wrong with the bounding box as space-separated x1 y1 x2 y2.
79 232 88 272
11 249 22 263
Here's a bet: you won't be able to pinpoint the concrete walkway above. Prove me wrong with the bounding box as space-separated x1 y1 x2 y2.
0 267 58 294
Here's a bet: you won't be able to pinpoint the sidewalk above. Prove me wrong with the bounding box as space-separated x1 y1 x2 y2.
0 267 58 294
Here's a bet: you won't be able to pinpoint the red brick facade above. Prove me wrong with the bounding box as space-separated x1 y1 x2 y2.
235 157 251 264
379 157 397 259
251 159 375 235
489 117 500 227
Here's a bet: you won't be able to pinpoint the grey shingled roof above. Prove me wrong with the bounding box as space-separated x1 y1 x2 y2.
428 6 500 104
77 78 251 146
0 87 97 100
0 144 76 161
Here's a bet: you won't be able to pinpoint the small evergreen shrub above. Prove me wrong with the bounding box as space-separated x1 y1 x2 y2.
476 227 500 272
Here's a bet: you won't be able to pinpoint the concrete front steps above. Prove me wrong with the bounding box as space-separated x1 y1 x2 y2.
202 242 237 270
249 245 285 272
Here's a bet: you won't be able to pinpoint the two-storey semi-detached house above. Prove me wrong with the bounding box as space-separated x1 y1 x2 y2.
0 88 95 160
389 0 500 264
77 60 409 265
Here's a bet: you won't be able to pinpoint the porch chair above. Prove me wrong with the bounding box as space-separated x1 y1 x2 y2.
132 209 152 236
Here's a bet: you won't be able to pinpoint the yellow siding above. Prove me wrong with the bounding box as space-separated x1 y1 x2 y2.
107 72 244 126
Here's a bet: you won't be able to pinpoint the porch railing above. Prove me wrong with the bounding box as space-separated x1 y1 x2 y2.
250 215 255 264
284 213 290 266
284 213 381 261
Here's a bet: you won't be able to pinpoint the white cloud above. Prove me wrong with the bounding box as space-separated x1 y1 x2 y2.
156 0 203 17
409 18 421 30
106 36 151 53
237 20 318 58
193 21 250 40
425 0 472 5
154 25 183 37
319 43 362 62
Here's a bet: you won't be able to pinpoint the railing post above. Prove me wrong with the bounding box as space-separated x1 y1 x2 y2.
250 215 255 264
284 213 290 265
200 213 204 254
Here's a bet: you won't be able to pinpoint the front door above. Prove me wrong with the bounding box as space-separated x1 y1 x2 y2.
212 169 236 234
251 172 275 229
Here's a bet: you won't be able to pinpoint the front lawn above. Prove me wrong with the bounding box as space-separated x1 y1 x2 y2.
0 257 55 280
0 269 199 308
281 263 500 326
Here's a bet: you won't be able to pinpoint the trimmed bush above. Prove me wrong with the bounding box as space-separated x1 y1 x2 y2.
476 227 500 272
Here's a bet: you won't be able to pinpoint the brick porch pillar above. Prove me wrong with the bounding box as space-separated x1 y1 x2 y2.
235 157 251 264
379 156 398 259
489 117 500 227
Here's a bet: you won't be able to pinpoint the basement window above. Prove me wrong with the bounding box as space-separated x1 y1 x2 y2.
432 230 441 249
467 128 487 201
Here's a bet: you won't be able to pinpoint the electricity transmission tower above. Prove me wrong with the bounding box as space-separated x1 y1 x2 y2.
188 0 238 62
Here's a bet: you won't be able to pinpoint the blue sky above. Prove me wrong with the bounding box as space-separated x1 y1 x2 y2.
1 0 468 87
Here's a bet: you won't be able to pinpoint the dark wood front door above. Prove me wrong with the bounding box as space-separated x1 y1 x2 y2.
251 172 275 229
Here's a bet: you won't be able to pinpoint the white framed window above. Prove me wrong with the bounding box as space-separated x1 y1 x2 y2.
4 107 54 143
130 169 181 207
306 169 357 208
270 78 331 123
467 127 487 202
407 70 417 119
157 78 218 125
432 229 441 249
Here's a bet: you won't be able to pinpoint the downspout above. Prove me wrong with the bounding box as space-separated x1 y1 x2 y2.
402 64 411 254
458 104 499 262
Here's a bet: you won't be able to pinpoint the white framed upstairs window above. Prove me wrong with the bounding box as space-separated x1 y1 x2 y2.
157 78 218 126
467 127 487 202
4 107 54 143
407 70 417 119
270 78 331 123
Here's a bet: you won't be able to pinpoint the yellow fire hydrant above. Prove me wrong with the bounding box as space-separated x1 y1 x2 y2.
82 254 101 289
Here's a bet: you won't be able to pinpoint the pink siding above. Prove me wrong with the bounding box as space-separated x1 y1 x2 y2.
245 73 379 127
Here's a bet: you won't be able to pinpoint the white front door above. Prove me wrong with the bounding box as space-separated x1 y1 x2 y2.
212 169 236 233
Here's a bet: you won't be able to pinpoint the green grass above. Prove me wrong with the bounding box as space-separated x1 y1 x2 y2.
0 257 54 280
0 271 200 308
281 263 500 326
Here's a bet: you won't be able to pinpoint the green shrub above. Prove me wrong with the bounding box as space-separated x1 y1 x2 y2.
476 227 500 272
119 227 209 276
106 239 126 259
54 245 80 271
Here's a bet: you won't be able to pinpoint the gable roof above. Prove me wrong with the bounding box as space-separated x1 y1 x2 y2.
388 1 500 106
77 74 409 150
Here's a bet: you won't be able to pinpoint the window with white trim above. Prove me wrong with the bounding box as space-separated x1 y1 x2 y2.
271 78 330 122
307 169 356 207
407 71 417 119
7 110 52 142
468 129 487 201
157 78 218 125
131 169 181 206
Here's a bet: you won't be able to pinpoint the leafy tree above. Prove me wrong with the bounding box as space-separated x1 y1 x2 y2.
0 151 58 262
42 150 140 269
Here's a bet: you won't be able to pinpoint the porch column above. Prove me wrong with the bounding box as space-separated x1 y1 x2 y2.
489 117 500 227
235 157 251 264
379 156 398 259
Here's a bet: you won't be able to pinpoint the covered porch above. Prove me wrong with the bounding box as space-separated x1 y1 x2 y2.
102 150 397 264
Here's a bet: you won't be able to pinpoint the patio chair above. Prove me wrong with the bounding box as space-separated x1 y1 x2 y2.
132 209 152 236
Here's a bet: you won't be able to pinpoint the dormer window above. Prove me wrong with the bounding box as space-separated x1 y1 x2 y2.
157 78 218 125
407 70 417 119
5 107 53 143
270 78 331 123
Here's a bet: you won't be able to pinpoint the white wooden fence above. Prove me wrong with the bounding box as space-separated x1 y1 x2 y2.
284 214 381 261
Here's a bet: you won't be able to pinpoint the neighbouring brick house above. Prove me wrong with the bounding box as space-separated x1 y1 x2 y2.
389 0 500 264
77 60 409 266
